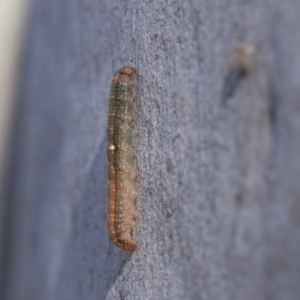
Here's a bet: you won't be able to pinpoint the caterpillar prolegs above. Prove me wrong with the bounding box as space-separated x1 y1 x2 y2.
107 66 138 252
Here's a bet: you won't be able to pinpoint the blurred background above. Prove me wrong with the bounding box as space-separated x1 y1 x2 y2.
0 0 30 297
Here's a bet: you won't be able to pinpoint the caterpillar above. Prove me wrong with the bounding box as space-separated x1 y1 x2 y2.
107 66 138 252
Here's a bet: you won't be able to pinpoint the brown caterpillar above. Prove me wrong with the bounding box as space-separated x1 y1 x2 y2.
107 66 138 251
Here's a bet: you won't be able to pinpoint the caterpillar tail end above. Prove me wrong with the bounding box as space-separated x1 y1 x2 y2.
123 238 138 252
116 238 138 252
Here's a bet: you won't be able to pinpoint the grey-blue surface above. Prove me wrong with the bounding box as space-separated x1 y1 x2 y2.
2 0 300 299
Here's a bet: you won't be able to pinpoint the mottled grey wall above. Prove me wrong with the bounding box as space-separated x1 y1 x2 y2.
1 0 300 299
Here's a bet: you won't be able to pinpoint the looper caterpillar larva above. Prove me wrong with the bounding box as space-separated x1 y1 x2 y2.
107 66 138 251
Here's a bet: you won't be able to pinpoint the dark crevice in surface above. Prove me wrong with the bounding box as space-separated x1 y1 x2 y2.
221 69 243 104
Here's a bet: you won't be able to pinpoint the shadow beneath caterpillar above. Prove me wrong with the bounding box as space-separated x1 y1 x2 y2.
221 69 243 104
55 137 133 300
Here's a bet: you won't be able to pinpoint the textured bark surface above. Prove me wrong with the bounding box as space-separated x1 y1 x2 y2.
1 0 300 299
